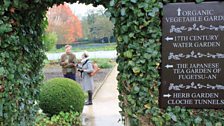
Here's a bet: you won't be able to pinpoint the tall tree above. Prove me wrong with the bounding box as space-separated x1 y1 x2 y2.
81 11 114 42
46 3 83 44
93 15 114 42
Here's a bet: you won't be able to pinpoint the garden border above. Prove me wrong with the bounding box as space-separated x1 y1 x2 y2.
93 64 116 98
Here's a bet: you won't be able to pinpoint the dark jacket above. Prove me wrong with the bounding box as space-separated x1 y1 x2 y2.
60 52 77 74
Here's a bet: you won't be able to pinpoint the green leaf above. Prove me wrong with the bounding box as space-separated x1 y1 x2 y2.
130 0 137 3
169 112 177 122
110 17 116 24
117 36 122 42
120 8 126 16
152 7 159 13
196 0 204 3
0 20 3 24
121 26 128 32
105 10 111 17
148 12 155 17
0 23 12 34
128 61 135 66
132 67 140 74
124 50 133 58
215 122 222 126
13 0 20 7
109 0 115 6
143 53 151 59
133 85 140 94
3 0 11 8
205 121 212 126
129 33 134 38
122 35 129 43
138 3 148 8
163 113 171 121
0 67 5 76
194 116 202 124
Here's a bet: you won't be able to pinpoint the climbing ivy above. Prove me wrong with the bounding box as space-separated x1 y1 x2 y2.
110 0 224 125
0 0 108 125
1 0 224 125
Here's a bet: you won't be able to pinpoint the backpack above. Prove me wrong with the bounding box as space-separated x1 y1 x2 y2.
88 62 100 76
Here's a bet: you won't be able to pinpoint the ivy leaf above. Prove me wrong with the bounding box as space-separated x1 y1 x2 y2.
130 0 137 3
163 113 171 121
110 17 116 24
132 67 140 74
144 103 151 109
3 0 11 8
148 12 155 17
129 33 134 38
139 59 145 64
169 112 177 122
109 0 115 6
0 67 5 76
194 116 202 124
117 36 122 42
121 26 128 32
105 10 111 17
205 120 212 126
128 61 135 66
138 3 148 8
122 35 129 43
215 122 222 126
34 0 40 3
124 50 133 58
148 7 159 17
143 53 151 59
152 7 159 13
120 8 126 16
0 23 12 34
133 85 140 94
8 74 14 80
196 0 204 3
13 0 20 8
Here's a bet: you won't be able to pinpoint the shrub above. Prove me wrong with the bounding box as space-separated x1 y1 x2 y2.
42 32 58 51
35 111 81 126
39 78 85 116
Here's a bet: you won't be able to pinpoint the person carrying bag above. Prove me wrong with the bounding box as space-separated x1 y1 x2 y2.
78 51 94 105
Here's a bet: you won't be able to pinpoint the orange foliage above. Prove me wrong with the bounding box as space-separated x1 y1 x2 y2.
46 3 83 44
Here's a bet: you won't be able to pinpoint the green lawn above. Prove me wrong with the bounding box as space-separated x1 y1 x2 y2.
91 58 116 69
48 43 117 53
45 58 116 69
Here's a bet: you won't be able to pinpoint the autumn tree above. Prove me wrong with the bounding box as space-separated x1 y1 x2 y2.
46 3 83 44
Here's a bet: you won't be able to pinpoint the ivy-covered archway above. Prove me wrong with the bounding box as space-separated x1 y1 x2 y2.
0 1 108 125
1 0 224 126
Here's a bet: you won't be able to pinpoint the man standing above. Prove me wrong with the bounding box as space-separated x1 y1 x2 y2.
60 45 77 80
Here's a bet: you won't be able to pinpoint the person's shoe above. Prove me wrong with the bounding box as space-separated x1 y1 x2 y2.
85 101 93 105
85 90 93 105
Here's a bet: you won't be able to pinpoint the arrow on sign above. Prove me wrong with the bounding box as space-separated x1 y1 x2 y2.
177 8 181 16
165 64 173 69
165 36 174 41
163 94 172 98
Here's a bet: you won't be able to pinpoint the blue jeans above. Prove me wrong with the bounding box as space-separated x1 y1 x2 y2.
64 73 76 81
